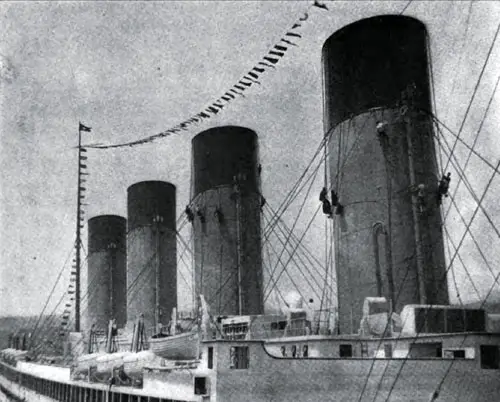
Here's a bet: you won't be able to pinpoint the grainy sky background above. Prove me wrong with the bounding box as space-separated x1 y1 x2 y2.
1 1 499 325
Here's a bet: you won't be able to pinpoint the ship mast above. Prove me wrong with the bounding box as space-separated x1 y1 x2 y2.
75 127 82 332
75 122 90 332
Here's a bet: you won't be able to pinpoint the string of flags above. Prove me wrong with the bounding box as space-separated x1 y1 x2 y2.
59 252 78 336
85 1 331 150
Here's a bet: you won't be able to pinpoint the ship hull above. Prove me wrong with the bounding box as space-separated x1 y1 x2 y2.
205 341 500 402
1 345 500 402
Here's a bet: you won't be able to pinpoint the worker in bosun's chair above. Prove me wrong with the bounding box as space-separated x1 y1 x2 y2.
185 205 195 222
331 189 344 215
319 187 333 218
376 121 389 141
417 183 426 213
437 172 451 205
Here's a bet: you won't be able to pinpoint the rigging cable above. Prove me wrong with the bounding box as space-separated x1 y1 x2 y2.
443 225 482 301
263 205 327 292
29 244 75 345
262 152 323 298
264 229 287 310
442 75 500 222
263 134 327 238
443 21 500 172
263 202 339 310
264 224 314 305
399 0 414 15
432 116 500 239
262 210 322 303
447 191 500 288
264 205 322 304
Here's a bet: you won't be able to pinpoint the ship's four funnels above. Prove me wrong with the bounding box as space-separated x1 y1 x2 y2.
87 215 127 330
191 126 264 316
126 181 177 333
322 16 449 334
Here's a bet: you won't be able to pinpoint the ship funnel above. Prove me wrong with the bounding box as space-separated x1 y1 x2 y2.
126 181 177 334
322 15 449 334
191 126 264 316
87 215 127 329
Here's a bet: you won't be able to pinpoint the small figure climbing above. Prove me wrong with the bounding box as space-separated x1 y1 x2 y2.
331 190 344 215
260 195 266 211
331 190 338 206
319 187 328 202
416 183 426 213
320 187 340 218
322 198 333 217
437 172 451 205
319 187 333 218
196 209 205 224
185 205 195 222
376 121 389 140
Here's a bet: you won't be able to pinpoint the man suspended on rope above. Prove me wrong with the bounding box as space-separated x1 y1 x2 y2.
197 209 205 224
417 183 426 213
260 195 266 211
319 187 333 218
319 187 327 202
376 120 389 141
185 205 195 222
331 190 338 206
330 189 344 215
437 172 451 205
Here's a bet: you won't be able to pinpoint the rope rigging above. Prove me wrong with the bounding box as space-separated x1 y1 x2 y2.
446 191 500 289
442 225 482 301
29 243 76 347
264 204 337 293
264 204 322 305
262 209 323 305
262 157 323 298
432 117 500 240
442 75 499 222
443 21 500 173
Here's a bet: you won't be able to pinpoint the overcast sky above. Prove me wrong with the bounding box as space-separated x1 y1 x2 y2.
1 1 499 323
